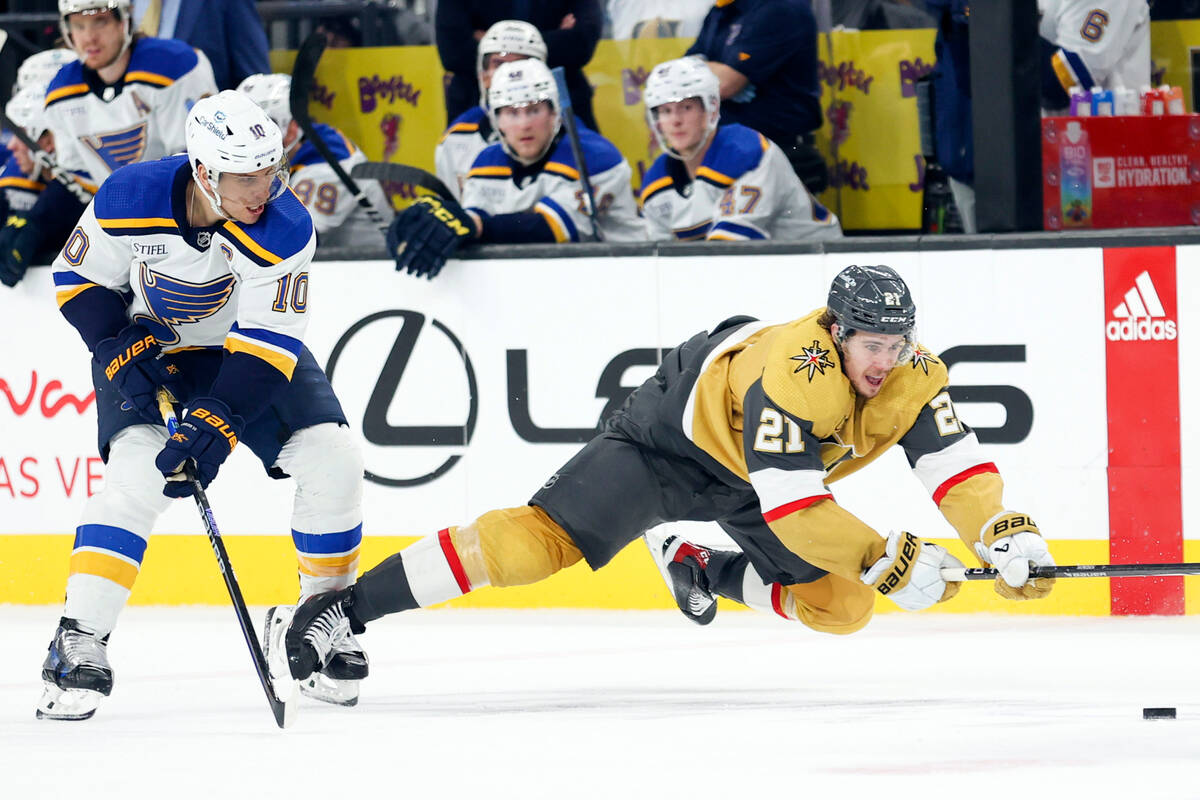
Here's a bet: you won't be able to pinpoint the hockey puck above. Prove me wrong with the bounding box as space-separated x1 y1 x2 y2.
1142 707 1176 720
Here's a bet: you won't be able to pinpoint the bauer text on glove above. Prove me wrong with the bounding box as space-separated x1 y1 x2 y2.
974 511 1055 600
862 530 964 611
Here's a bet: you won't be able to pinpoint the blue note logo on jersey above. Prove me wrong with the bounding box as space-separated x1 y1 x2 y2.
133 263 236 346
79 121 150 172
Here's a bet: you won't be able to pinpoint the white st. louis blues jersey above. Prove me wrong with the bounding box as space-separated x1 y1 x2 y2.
53 155 315 379
289 122 387 248
435 105 492 201
44 37 217 186
640 124 841 242
1039 0 1150 96
461 127 643 242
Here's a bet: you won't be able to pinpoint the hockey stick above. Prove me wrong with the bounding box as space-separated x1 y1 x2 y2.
349 161 455 202
550 66 603 242
157 390 298 729
290 33 391 233
0 108 93 205
942 563 1200 581
0 27 93 206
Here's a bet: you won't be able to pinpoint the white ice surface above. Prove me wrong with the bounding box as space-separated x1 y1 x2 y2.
2 607 1199 798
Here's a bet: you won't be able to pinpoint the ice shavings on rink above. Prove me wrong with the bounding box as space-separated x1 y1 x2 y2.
2 607 1199 798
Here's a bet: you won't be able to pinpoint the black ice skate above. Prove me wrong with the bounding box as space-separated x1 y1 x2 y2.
284 589 368 706
646 534 718 625
36 618 113 721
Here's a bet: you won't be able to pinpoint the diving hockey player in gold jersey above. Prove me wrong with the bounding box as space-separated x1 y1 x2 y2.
278 265 1055 676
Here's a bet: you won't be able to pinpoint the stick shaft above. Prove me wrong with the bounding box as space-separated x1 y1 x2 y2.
290 34 390 232
0 107 94 204
157 391 290 728
550 67 603 242
942 563 1200 581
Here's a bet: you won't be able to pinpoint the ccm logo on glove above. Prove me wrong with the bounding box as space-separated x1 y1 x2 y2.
875 531 918 595
103 333 158 380
189 407 240 450
416 196 471 237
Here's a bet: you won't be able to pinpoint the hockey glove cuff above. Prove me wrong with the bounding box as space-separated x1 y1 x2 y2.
862 530 964 611
93 325 183 425
974 511 1055 600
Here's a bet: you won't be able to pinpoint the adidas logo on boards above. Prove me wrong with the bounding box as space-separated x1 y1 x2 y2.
1106 270 1178 341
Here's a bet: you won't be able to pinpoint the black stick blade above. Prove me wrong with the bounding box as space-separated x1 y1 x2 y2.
350 161 455 202
290 33 327 129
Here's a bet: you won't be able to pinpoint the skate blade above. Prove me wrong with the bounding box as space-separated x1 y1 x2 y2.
36 683 101 721
301 674 360 707
263 606 301 726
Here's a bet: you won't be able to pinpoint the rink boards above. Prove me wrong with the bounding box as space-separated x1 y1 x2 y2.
2 245 1199 615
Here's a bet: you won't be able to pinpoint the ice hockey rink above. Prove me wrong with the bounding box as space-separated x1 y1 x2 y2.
2 606 1198 799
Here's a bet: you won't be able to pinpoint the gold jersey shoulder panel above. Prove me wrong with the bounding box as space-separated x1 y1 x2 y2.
759 310 854 439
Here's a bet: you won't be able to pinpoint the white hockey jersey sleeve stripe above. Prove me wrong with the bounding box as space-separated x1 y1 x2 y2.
708 219 767 241
534 196 579 243
911 432 998 502
1052 48 1096 91
224 324 303 379
750 467 831 521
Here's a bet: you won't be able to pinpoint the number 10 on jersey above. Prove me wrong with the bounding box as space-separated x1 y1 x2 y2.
271 272 309 313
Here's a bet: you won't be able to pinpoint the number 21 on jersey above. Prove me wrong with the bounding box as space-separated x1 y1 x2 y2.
929 391 963 436
753 407 805 453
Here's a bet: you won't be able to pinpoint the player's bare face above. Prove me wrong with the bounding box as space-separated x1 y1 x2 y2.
496 102 555 161
67 12 125 71
837 328 907 398
217 165 279 224
653 99 707 154
480 53 530 91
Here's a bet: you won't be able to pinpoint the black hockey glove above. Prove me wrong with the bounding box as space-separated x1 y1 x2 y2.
93 324 184 425
386 195 475 279
0 214 37 287
155 396 244 498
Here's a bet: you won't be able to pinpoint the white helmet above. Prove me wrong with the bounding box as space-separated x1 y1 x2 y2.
59 1 133 59
487 59 561 165
236 73 297 145
15 48 76 94
476 20 547 105
644 57 721 160
186 90 288 219
6 85 50 146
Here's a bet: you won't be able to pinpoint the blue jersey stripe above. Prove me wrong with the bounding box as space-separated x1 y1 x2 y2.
710 220 766 239
73 524 148 563
538 195 580 242
230 323 304 356
53 270 91 287
291 525 363 555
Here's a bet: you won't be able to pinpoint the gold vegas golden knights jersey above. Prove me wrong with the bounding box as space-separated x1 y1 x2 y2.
672 309 1005 583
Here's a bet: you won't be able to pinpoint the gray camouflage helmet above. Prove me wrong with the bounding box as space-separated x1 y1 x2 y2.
826 264 916 336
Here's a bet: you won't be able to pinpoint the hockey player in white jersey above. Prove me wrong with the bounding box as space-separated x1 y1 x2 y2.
38 90 368 720
44 0 217 185
640 58 841 242
434 20 548 200
386 58 642 278
15 47 76 93
1039 0 1150 111
0 47 98 287
237 72 388 249
0 87 54 286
